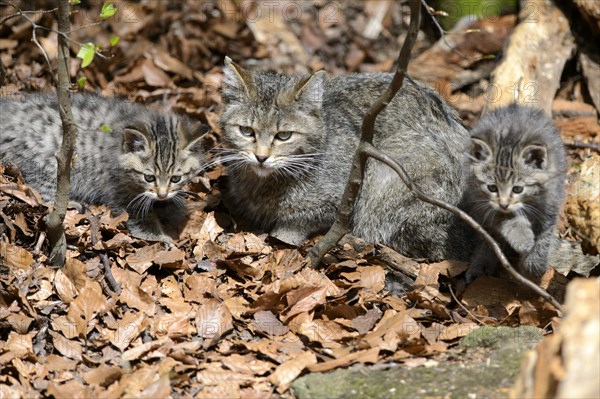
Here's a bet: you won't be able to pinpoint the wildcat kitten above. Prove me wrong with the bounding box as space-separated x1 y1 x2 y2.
217 57 474 260
0 92 207 241
465 104 567 281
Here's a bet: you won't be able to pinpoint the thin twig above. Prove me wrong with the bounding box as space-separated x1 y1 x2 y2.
33 231 46 255
564 141 600 152
307 0 422 267
447 284 486 326
361 143 564 313
0 56 7 86
88 214 121 295
421 0 469 60
45 0 78 266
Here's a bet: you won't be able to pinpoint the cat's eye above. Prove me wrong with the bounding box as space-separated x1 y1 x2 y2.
144 174 156 183
512 186 523 194
239 126 255 137
275 131 293 141
487 184 498 192
170 175 182 183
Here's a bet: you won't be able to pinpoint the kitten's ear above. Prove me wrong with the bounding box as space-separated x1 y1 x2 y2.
470 138 491 161
291 70 326 105
123 126 149 153
180 121 210 153
521 145 547 169
222 56 255 101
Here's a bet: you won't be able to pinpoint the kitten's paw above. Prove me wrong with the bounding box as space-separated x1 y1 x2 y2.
520 253 549 277
500 218 534 254
465 266 483 284
127 222 173 243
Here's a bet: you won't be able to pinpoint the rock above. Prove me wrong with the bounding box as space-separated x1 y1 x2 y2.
292 326 543 399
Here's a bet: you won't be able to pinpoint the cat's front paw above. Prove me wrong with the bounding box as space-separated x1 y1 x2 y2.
127 221 173 243
500 218 535 254
520 251 549 277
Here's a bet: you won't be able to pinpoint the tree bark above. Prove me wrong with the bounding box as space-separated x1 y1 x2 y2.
486 0 575 116
46 0 78 266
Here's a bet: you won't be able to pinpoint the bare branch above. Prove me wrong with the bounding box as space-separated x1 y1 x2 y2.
360 143 564 313
45 0 78 266
564 141 600 152
307 0 421 267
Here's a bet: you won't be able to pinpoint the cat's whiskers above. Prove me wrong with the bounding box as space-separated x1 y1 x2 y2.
126 192 155 219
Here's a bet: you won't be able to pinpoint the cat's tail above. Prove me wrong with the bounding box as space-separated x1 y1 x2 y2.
549 238 600 276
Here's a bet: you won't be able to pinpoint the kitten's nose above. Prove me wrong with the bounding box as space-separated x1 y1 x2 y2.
157 189 168 199
499 203 509 210
255 154 268 163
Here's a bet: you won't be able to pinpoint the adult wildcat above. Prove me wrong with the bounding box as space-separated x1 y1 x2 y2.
0 92 207 241
217 57 473 260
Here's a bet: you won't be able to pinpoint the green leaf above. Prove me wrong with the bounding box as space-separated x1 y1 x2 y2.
109 35 120 47
76 76 87 89
70 0 81 4
99 124 113 133
76 42 96 68
100 2 117 20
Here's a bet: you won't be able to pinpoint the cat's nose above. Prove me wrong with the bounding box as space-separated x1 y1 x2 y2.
255 154 268 163
157 189 168 199
499 203 509 210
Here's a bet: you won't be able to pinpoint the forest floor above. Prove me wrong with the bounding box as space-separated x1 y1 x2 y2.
1 1 599 398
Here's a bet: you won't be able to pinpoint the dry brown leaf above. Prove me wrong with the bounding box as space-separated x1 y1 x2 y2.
4 331 34 357
0 241 34 270
196 298 234 347
268 351 317 393
109 312 148 352
5 313 35 334
253 310 289 336
66 279 106 336
54 269 78 303
282 285 329 322
349 307 383 334
126 244 162 274
141 58 173 87
49 330 83 361
122 337 171 362
82 364 124 387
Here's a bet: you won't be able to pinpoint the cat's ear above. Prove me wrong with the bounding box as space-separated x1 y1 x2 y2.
291 70 326 105
521 145 547 169
470 138 491 161
180 121 210 153
123 126 150 153
222 56 255 101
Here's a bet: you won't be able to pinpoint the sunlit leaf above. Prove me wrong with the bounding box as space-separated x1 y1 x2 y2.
100 2 117 20
99 124 113 133
76 76 87 89
76 43 95 68
70 0 81 4
109 35 120 47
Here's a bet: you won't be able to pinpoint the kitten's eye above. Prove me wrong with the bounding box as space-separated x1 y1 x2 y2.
170 175 182 183
144 174 156 183
239 126 255 137
275 131 293 141
512 186 524 194
487 184 498 193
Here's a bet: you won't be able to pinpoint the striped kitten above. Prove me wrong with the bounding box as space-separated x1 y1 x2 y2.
465 104 567 281
0 93 207 241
